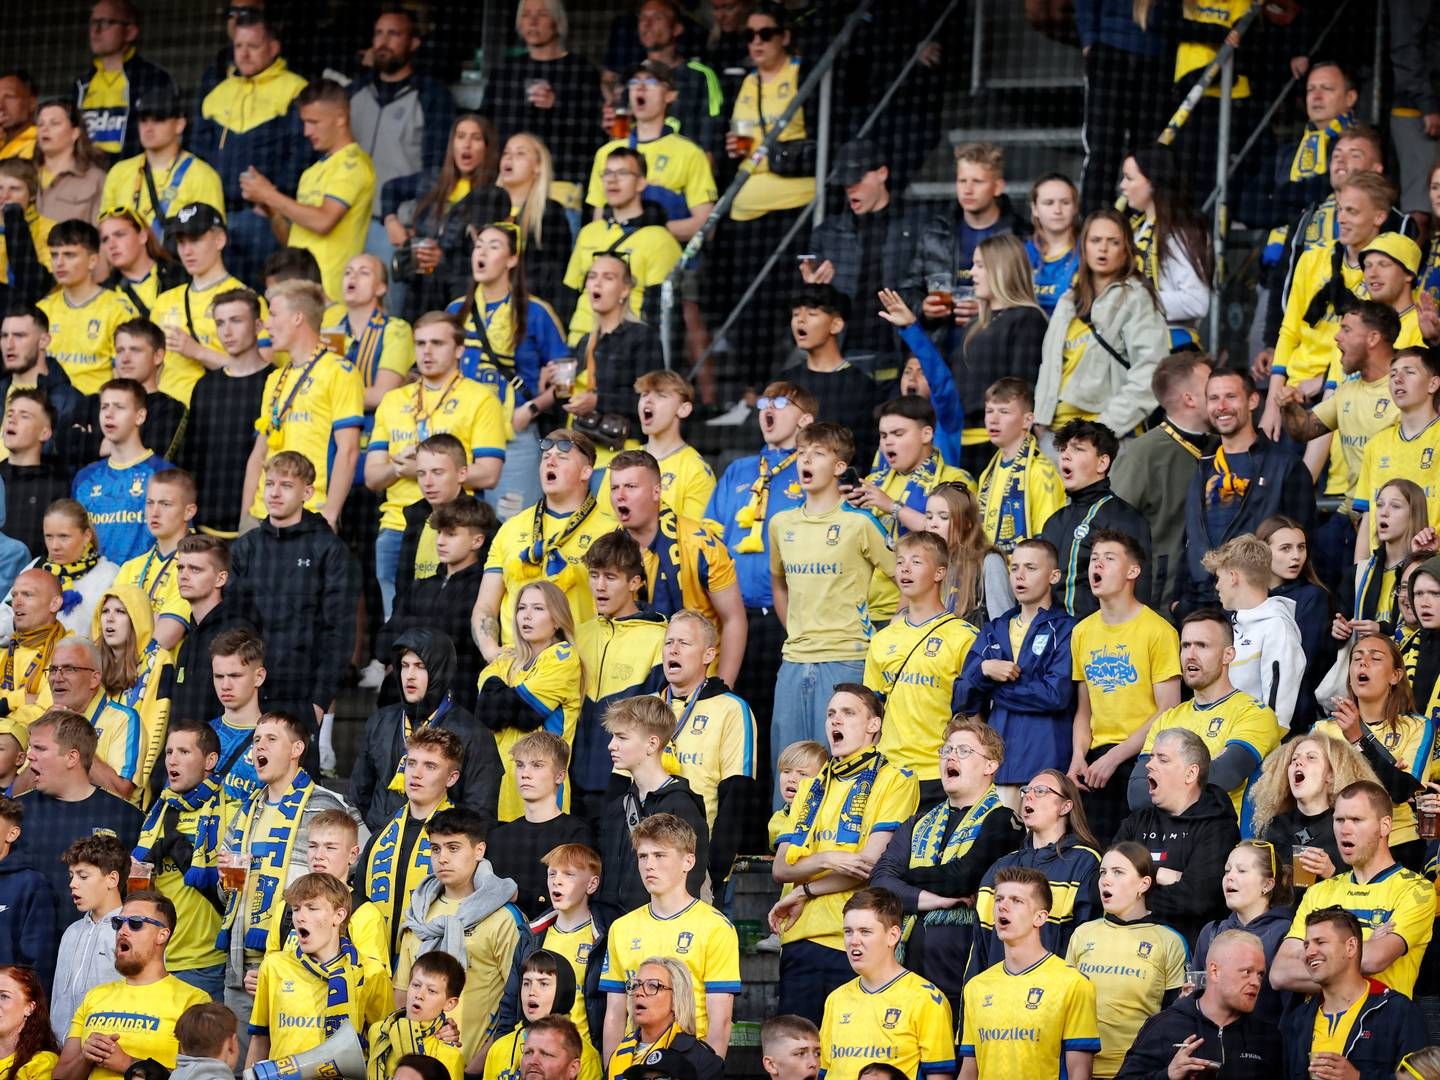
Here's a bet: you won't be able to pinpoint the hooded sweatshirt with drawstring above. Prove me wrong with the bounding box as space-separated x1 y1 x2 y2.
92 583 174 804
481 948 603 1080
350 627 503 834
1229 593 1305 729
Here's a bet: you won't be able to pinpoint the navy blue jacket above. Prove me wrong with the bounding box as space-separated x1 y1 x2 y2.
1281 981 1427 1079
953 604 1076 783
74 52 178 159
1074 0 1168 56
0 850 59 991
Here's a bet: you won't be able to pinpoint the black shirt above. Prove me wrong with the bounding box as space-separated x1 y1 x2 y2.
0 461 72 555
847 208 892 355
487 813 594 919
15 787 142 901
178 366 273 533
785 360 881 466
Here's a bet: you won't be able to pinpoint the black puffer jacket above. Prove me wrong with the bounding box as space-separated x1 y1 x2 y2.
349 627 503 833
1116 993 1279 1080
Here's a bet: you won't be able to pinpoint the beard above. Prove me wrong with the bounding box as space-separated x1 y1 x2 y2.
114 949 146 977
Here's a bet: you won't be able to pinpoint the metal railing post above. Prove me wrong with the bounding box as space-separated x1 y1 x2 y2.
1210 52 1233 349
815 69 833 227
970 0 985 94
1372 0 1386 125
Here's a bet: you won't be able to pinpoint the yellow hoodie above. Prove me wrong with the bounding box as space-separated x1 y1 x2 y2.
93 583 173 806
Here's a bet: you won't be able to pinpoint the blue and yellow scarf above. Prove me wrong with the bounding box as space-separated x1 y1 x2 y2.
135 777 221 886
909 786 1001 866
364 798 452 937
867 450 942 540
785 748 883 862
219 768 314 953
296 936 367 1042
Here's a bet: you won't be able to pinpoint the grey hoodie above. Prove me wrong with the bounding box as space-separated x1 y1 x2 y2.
169 1056 235 1080
401 859 518 966
1231 594 1304 729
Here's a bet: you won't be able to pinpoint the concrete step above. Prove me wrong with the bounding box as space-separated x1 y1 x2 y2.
949 126 1084 147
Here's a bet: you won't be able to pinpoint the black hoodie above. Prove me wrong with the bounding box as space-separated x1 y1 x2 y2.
1115 992 1279 1080
1113 784 1240 946
1039 478 1153 619
595 775 710 923
350 627 504 833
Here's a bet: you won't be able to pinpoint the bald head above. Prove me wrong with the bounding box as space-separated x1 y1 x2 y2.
11 570 61 632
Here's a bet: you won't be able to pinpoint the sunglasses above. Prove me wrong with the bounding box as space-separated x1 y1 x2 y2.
538 437 577 454
1399 1052 1427 1080
756 395 793 411
744 26 783 42
110 914 168 933
98 206 145 229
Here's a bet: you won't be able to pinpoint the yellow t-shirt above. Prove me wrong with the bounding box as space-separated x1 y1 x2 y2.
477 642 583 821
100 151 226 229
115 546 190 632
37 288 138 396
776 757 919 949
1355 415 1440 544
960 953 1101 1079
867 461 974 622
1311 992 1367 1058
655 444 716 521
484 500 618 639
540 920 599 1046
1287 863 1436 996
819 971 955 1080
151 275 271 405
1313 367 1397 502
349 899 390 971
1066 918 1187 1077
394 898 526 1064
371 377 506 531
585 134 717 213
768 501 896 663
68 976 209 1080
1143 689 1282 818
251 946 393 1060
598 899 740 1042
660 685 757 832
730 60 815 222
1312 713 1438 846
0 1051 56 1080
1054 316 1100 427
320 309 414 389
249 351 365 517
1072 606 1181 748
863 611 979 780
563 219 682 344
289 142 377 301
482 1026 600 1080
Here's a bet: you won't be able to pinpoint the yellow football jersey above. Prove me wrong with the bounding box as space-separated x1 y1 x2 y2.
484 500 618 638
478 642 583 822
1312 368 1396 503
867 460 974 622
585 134 716 213
69 976 209 1080
115 546 190 631
1312 713 1438 846
38 287 138 395
101 151 226 229
1072 606 1181 748
976 439 1066 551
819 971 955 1080
541 919 600 1045
289 142 376 301
660 685 757 831
1144 690 1282 817
563 219 682 344
151 275 270 405
252 946 392 1060
960 953 1100 1080
1355 416 1440 544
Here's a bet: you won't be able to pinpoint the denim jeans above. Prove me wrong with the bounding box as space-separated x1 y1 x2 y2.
375 527 404 620
174 962 225 1001
491 428 541 521
771 658 863 807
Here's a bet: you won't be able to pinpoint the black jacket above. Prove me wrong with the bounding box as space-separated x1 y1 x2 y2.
0 460 71 555
394 494 489 611
955 307 1049 428
229 510 359 717
1280 981 1427 1079
0 850 58 991
1039 479 1154 619
379 560 486 713
1116 993 1280 1080
577 320 664 420
685 677 761 890
595 776 709 922
1114 784 1240 946
1194 904 1296 1026
496 907 611 1048
1 205 52 307
171 593 258 724
74 51 177 159
1179 435 1316 612
349 627 503 834
0 361 88 468
902 195 1027 310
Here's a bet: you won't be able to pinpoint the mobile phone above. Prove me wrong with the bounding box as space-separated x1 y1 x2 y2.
796 253 818 264
839 466 861 491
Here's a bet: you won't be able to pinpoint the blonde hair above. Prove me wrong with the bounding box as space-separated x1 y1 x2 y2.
603 695 675 744
927 482 997 618
511 730 570 770
505 133 556 251
514 0 568 39
777 739 827 774
505 580 577 672
629 957 696 1034
1201 534 1274 589
1247 733 1380 837
967 234 1042 341
267 280 326 330
668 609 718 649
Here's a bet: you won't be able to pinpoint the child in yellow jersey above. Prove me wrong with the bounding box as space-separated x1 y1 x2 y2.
135 721 227 1000
634 370 714 520
484 951 601 1080
93 585 173 806
819 889 954 1080
115 469 195 652
370 952 467 1080
1065 845 1185 1078
974 379 1065 552
38 220 137 396
767 741 826 852
1069 530 1181 846
768 684 919 1026
1354 346 1440 551
304 809 388 970
1132 612 1281 820
475 581 583 823
598 813 739 1061
247 873 392 1070
847 397 972 624
864 531 978 800
768 422 895 803
393 809 526 1074
960 867 1099 1080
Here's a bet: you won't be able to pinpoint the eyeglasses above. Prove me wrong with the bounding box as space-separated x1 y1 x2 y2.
110 914 167 933
538 437 577 455
625 977 672 997
756 395 792 411
939 744 989 761
46 664 96 678
1020 784 1059 798
601 170 639 181
743 26 783 42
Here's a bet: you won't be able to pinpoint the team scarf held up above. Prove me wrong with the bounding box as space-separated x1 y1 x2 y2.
1 621 65 696
367 1011 450 1080
364 797 453 934
218 768 315 953
43 548 102 614
516 491 599 592
295 935 368 1043
734 449 799 553
642 508 686 614
866 450 943 540
1205 445 1251 505
785 748 885 863
1291 113 1357 182
386 697 456 795
136 777 222 887
978 434 1037 552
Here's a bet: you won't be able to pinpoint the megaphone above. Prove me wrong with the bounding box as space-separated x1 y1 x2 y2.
245 1022 367 1080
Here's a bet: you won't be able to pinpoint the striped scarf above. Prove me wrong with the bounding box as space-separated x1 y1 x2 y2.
364 798 452 937
1 622 64 695
295 936 367 1042
734 449 798 554
867 450 942 540
135 778 221 886
908 786 1002 867
367 1012 449 1080
219 768 314 953
785 748 884 862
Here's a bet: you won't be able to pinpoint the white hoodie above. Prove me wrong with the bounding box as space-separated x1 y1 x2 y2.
1230 594 1305 729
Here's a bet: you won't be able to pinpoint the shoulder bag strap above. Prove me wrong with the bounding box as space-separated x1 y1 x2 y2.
469 292 514 364
1082 315 1130 371
141 159 167 244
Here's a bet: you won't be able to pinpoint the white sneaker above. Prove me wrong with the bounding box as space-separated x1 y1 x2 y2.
755 932 781 954
358 659 386 690
706 400 752 426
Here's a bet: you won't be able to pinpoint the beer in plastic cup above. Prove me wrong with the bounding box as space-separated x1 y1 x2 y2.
128 858 153 894
1292 845 1317 887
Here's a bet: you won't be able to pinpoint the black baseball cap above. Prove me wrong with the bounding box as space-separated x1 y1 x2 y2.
833 139 887 187
621 1050 697 1080
135 89 185 121
166 203 226 236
